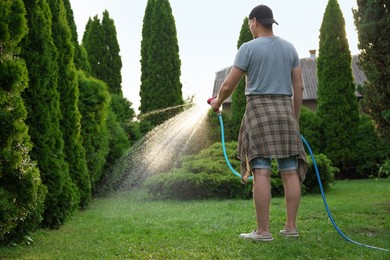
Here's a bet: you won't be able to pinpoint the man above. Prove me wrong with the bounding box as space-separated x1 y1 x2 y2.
210 4 308 242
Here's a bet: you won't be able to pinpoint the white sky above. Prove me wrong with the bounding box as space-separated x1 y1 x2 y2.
69 0 359 114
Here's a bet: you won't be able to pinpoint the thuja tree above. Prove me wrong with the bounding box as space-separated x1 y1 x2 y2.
77 72 110 188
0 0 46 244
231 17 253 139
138 0 153 133
101 10 122 95
63 1 107 189
82 16 107 79
353 1 390 143
62 0 91 74
83 11 124 95
49 0 91 209
21 0 79 228
316 0 359 173
101 10 138 141
110 93 140 144
82 15 130 171
139 0 183 126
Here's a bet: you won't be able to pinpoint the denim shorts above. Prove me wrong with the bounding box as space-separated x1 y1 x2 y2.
250 156 298 172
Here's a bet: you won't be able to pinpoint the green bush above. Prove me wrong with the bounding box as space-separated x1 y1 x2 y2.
299 110 388 179
353 115 389 178
379 160 390 178
302 153 338 194
77 72 110 189
144 142 337 200
299 107 322 154
103 109 130 174
110 94 140 144
206 110 234 143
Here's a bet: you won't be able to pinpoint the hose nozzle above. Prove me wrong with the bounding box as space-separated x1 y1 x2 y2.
207 97 220 114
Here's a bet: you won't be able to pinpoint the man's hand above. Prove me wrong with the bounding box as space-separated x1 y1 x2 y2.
207 97 220 113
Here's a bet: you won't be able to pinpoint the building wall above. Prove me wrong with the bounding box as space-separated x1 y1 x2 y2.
302 100 317 111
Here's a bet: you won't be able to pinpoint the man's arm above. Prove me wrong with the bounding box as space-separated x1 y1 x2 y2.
291 66 304 120
211 66 245 111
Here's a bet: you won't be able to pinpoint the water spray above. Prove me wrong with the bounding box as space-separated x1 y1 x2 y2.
137 103 193 120
207 97 389 252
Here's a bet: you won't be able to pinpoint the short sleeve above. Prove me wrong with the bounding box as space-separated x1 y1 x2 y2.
292 46 300 68
234 43 249 71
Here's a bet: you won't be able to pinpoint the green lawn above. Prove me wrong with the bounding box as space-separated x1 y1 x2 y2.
1 179 389 259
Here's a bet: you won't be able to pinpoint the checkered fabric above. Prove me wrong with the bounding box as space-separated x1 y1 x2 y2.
238 95 308 184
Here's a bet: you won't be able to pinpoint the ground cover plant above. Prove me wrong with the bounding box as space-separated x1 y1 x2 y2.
0 179 389 259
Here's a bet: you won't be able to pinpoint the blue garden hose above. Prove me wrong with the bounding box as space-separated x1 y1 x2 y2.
216 112 389 252
217 111 252 180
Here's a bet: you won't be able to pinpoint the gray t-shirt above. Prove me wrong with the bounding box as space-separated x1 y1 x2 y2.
234 36 299 96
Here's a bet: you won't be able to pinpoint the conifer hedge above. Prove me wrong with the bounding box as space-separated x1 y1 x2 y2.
49 0 91 209
21 0 79 228
0 0 46 244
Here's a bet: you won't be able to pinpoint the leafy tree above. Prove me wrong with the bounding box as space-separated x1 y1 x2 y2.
49 0 91 209
316 0 360 174
139 0 183 126
0 0 46 244
353 1 390 144
20 0 79 228
231 17 253 139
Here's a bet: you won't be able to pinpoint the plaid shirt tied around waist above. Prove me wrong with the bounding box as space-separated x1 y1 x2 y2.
238 95 308 184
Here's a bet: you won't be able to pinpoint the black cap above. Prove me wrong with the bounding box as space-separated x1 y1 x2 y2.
248 5 278 25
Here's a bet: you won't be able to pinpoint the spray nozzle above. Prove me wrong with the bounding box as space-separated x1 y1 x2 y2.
207 97 220 114
207 97 215 104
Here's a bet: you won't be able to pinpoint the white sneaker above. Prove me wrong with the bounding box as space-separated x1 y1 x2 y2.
239 230 273 242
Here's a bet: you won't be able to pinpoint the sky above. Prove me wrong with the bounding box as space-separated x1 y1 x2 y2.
69 0 359 114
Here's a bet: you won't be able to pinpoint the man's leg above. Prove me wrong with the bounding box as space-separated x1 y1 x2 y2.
253 168 272 235
280 170 301 230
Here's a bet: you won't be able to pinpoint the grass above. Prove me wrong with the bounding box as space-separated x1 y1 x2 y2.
1 179 389 259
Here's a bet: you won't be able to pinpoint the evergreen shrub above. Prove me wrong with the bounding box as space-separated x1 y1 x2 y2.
379 160 390 179
316 0 360 174
144 142 337 200
206 110 234 143
302 153 338 194
299 107 322 154
77 72 110 189
353 115 389 178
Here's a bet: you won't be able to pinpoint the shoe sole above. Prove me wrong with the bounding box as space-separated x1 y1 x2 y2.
281 234 299 237
279 232 299 237
254 238 273 242
279 229 299 237
240 236 274 242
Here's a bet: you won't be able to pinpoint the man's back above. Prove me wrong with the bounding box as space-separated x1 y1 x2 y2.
234 36 299 96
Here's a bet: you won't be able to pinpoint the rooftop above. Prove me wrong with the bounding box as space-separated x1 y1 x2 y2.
212 54 366 101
